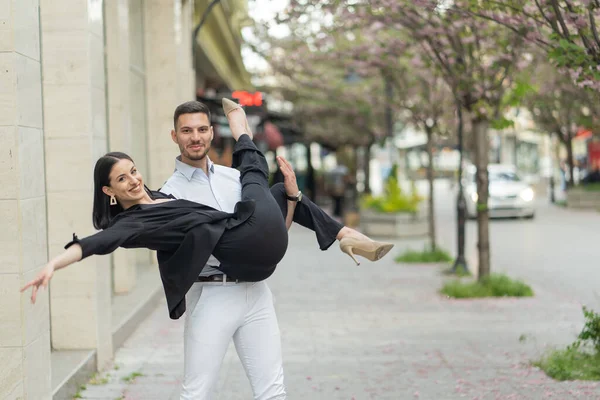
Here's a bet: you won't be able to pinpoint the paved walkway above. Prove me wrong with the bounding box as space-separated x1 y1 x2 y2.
78 217 599 399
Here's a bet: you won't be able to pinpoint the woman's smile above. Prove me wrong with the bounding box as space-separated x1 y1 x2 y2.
129 183 142 194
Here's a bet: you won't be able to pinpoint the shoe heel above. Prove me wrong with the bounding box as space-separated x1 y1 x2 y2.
340 243 360 266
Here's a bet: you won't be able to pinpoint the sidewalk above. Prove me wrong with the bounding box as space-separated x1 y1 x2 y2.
78 227 599 400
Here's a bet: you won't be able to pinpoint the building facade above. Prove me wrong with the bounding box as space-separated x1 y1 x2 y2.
0 0 250 398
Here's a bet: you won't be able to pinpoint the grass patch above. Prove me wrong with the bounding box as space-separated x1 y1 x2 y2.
441 265 472 277
533 348 600 381
581 183 600 191
73 385 86 399
89 373 109 385
533 306 600 381
121 371 143 383
554 200 567 208
395 247 453 263
440 273 534 298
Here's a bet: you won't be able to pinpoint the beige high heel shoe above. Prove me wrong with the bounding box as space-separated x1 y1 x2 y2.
222 98 253 139
339 237 394 266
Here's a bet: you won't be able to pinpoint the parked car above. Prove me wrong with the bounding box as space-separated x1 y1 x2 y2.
464 164 536 219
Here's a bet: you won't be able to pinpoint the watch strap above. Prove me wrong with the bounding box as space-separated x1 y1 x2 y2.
285 191 302 202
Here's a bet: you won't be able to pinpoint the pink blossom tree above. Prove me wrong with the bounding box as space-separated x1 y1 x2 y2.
310 0 531 279
253 0 533 278
247 24 390 194
465 0 600 93
388 58 456 252
525 60 597 186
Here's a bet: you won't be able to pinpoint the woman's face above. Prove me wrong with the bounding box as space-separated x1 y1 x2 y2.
103 159 145 205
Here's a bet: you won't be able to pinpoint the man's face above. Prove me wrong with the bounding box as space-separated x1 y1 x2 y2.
171 112 214 162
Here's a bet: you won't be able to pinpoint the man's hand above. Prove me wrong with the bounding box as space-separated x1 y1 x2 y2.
276 156 299 197
20 263 55 304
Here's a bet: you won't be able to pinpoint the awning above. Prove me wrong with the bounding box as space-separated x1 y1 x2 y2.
575 128 593 140
262 121 284 150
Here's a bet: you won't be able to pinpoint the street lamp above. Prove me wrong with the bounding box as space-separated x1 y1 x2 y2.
452 105 469 274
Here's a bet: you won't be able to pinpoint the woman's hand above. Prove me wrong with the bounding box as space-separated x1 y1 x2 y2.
21 263 55 304
277 156 300 230
276 156 299 196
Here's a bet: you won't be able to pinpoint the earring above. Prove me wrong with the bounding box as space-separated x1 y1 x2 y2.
110 195 117 206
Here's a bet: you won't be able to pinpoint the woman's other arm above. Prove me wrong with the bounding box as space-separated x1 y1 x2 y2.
20 244 83 303
277 156 299 230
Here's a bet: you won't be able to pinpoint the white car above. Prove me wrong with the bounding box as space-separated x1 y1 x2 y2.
464 164 536 219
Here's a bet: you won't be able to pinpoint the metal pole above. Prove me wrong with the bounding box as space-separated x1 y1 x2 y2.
452 104 469 274
192 0 222 62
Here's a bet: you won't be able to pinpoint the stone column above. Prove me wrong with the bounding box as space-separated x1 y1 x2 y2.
0 0 52 398
104 0 137 293
144 0 196 189
40 0 113 368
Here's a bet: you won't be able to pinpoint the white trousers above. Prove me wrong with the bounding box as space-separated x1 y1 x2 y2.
180 281 286 400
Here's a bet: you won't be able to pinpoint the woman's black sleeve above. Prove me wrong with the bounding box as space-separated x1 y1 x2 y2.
64 219 144 259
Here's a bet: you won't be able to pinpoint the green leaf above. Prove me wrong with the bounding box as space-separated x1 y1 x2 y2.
491 116 515 130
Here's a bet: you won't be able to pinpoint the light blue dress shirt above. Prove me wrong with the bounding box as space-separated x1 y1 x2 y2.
159 156 242 276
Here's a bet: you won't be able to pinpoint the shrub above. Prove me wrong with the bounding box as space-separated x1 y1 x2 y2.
361 164 422 213
440 273 534 298
533 307 600 381
395 247 453 263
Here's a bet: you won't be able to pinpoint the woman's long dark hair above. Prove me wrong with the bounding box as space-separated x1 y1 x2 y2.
92 152 134 230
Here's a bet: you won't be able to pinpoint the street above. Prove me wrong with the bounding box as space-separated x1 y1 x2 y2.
431 180 600 310
78 181 600 399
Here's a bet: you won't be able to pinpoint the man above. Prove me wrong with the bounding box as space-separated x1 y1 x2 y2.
160 101 295 399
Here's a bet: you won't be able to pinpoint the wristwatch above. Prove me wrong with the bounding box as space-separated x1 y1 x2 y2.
285 190 303 202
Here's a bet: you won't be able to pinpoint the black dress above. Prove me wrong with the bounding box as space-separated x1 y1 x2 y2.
66 135 343 319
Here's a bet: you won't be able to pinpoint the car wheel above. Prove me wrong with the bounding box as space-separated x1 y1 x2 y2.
524 213 535 220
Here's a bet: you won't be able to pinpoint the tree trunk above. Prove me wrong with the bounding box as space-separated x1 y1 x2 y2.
473 118 491 280
363 141 373 194
565 132 575 188
425 126 437 251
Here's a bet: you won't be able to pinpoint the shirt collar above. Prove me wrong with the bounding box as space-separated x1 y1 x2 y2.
174 156 215 181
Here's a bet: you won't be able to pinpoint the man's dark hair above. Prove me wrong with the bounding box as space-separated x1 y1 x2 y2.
173 101 211 129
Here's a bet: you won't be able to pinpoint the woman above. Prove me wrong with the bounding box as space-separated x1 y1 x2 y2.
22 99 394 319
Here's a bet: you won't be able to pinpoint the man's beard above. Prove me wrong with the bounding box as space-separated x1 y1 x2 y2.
181 143 211 161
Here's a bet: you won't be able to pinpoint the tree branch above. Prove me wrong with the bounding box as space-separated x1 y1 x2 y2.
564 1 597 54
535 0 562 36
589 7 600 49
476 0 548 26
550 0 572 40
460 9 548 49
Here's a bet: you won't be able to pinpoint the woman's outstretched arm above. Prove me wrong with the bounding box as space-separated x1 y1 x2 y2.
20 244 83 303
21 218 143 303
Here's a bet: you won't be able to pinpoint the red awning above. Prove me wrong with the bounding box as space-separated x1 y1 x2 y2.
575 128 593 140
